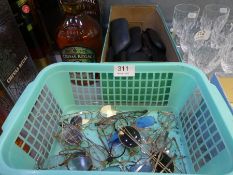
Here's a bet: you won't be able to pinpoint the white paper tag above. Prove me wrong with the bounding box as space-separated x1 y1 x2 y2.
188 13 197 19
114 65 135 77
194 30 211 41
220 8 228 13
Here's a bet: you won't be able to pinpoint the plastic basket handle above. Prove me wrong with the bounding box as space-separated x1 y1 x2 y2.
2 82 35 132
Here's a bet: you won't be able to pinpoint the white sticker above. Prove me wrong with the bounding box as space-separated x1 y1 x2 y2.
194 30 211 41
230 22 233 31
114 65 135 77
188 13 197 19
220 8 228 13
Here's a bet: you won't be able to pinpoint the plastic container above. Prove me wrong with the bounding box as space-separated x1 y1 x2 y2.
0 62 233 175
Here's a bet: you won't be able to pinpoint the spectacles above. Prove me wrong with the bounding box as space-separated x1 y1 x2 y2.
41 108 186 173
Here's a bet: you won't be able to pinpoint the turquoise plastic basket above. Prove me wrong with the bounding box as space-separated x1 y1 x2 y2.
0 62 233 175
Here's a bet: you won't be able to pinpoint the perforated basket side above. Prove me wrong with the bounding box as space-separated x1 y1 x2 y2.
0 84 62 170
179 87 230 174
69 71 174 107
14 85 62 166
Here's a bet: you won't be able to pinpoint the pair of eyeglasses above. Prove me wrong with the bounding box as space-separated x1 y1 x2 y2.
61 111 97 130
157 111 178 130
39 149 92 171
93 128 126 165
96 109 148 127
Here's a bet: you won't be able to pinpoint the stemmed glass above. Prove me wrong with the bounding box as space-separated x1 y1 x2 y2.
200 4 230 34
172 4 200 45
188 27 228 74
220 22 233 73
201 4 230 51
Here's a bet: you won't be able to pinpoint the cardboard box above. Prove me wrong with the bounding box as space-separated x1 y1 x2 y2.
210 72 233 114
0 83 14 134
101 5 181 62
0 0 38 132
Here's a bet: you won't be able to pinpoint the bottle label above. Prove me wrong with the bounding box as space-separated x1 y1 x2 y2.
62 47 96 62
